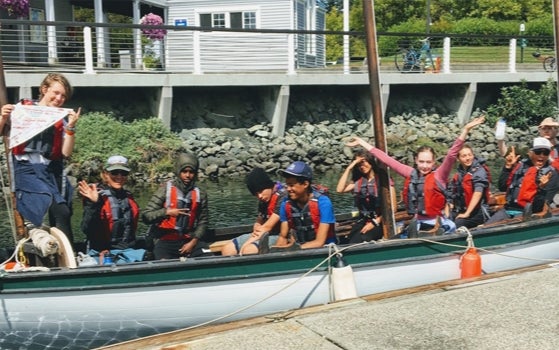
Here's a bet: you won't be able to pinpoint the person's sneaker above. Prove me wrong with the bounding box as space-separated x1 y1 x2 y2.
407 218 418 238
258 232 270 254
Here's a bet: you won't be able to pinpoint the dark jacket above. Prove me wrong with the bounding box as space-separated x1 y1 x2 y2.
141 153 209 240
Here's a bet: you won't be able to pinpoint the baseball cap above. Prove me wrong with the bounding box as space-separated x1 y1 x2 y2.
105 155 131 172
279 161 313 180
539 117 559 128
531 137 552 150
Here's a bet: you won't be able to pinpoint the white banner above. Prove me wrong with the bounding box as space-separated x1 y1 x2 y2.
9 105 72 149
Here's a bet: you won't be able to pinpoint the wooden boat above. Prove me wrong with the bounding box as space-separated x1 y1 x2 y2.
1 214 559 349
3 2 559 349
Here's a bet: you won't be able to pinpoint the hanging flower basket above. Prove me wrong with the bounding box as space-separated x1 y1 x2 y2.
140 13 167 41
0 0 29 18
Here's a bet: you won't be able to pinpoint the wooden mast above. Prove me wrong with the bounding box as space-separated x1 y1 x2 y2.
0 24 26 242
362 0 396 238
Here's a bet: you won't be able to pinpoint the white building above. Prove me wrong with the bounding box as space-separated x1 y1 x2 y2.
0 0 327 72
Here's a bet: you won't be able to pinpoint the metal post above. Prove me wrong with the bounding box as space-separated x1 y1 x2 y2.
553 0 559 106
362 0 396 239
343 0 350 74
426 0 431 34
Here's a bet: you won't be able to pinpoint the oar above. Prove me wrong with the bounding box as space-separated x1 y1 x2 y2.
0 25 27 243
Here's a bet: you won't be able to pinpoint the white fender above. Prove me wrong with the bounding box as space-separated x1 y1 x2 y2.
49 227 77 268
332 264 358 301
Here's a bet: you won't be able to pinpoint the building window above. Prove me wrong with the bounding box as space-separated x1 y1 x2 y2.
212 13 226 28
243 12 256 29
199 11 258 29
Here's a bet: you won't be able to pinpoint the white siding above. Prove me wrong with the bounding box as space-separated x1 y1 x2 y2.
165 0 321 72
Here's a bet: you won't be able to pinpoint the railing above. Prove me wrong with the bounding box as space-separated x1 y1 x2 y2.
0 19 555 74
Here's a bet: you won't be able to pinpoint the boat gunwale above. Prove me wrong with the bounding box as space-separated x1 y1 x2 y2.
1 215 559 294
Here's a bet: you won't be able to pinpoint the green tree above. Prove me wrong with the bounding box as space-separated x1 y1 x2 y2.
325 6 343 61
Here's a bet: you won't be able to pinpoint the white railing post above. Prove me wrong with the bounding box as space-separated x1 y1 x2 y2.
193 31 201 74
442 37 451 74
287 33 296 75
343 0 349 74
509 38 517 73
45 0 57 64
83 27 95 74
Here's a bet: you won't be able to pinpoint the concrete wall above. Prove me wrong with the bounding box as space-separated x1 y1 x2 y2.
3 70 554 134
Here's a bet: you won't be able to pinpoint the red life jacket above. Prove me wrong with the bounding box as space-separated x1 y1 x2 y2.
449 162 491 213
98 189 140 245
403 169 446 217
261 183 286 219
157 181 201 240
284 185 334 244
12 99 64 160
505 160 530 206
516 165 554 208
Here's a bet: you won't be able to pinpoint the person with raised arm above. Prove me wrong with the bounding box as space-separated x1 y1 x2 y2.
0 73 81 244
346 116 485 237
486 137 559 224
336 148 396 243
446 144 492 228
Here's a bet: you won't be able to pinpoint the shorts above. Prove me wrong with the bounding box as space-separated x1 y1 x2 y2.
232 233 279 253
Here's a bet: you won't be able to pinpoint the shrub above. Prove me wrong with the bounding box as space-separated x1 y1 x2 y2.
73 113 182 181
484 79 558 129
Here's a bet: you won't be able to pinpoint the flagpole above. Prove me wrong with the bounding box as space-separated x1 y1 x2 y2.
362 0 396 238
0 23 26 242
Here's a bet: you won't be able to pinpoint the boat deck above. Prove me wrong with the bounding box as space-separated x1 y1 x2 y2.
99 264 559 350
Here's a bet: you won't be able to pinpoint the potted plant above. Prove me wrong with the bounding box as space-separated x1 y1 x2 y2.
0 0 29 18
140 13 166 70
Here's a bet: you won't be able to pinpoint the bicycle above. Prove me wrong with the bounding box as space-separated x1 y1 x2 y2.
532 49 556 72
394 37 436 73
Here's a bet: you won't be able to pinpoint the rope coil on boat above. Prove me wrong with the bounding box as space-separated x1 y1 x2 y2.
0 236 51 273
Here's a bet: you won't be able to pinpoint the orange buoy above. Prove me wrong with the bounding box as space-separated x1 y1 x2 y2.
460 247 482 278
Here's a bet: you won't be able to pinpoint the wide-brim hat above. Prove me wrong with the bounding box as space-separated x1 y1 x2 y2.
539 117 559 128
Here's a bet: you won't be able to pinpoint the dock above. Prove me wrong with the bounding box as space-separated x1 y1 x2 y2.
98 264 559 350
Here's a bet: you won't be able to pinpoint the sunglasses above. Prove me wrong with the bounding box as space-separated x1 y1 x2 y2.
533 149 550 156
109 170 129 176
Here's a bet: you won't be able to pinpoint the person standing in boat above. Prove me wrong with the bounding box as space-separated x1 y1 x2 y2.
336 148 396 243
0 73 81 244
486 137 559 224
78 155 141 255
259 161 336 253
445 145 492 228
221 167 287 256
141 152 210 259
346 116 485 237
